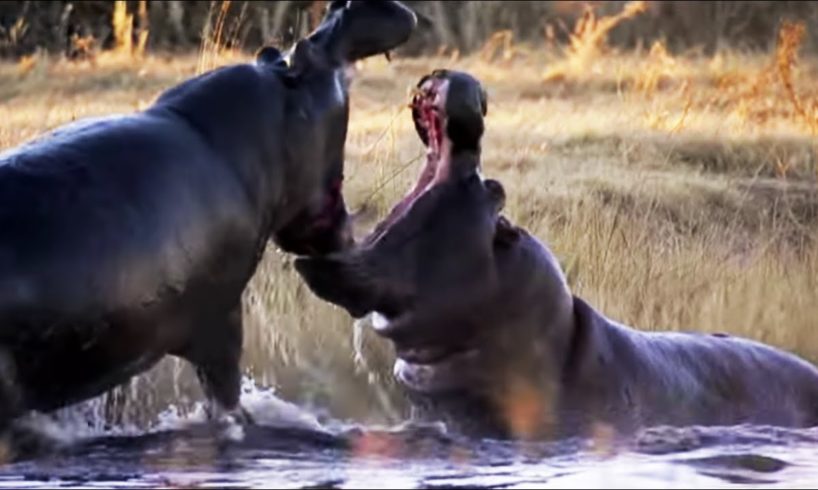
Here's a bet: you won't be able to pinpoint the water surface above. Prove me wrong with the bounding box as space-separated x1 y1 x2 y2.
2 382 817 489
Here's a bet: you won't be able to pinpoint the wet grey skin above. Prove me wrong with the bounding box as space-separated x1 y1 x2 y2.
0 1 417 432
295 69 818 441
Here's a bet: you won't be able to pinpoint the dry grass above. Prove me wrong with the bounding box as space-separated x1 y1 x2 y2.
2 21 818 429
112 0 149 60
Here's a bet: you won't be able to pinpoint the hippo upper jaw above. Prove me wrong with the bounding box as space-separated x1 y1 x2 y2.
304 1 417 67
364 70 489 247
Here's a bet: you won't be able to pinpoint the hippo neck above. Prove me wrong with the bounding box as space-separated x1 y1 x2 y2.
151 64 285 231
475 235 581 439
503 234 577 381
412 235 578 441
554 295 641 436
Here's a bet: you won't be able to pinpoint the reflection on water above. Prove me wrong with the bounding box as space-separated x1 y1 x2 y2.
2 379 818 489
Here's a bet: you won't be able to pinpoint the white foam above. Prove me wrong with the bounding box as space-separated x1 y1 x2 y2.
10 396 141 449
236 377 325 432
10 376 329 449
150 377 327 436
371 312 391 331
352 317 370 371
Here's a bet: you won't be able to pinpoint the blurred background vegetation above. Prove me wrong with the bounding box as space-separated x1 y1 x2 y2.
2 1 818 61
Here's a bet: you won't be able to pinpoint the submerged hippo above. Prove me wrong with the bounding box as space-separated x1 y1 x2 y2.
295 70 818 440
0 1 417 430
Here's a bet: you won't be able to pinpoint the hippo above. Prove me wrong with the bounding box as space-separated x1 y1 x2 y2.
0 0 417 431
295 69 818 441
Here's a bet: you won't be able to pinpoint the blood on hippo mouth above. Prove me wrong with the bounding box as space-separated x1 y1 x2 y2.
411 74 448 161
364 74 452 244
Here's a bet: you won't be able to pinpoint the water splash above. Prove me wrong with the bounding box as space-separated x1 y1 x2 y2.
8 375 330 454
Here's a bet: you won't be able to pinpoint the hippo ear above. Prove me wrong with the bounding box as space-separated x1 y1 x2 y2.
255 46 286 68
294 256 377 319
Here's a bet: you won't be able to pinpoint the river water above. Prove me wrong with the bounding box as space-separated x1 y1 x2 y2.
2 378 818 489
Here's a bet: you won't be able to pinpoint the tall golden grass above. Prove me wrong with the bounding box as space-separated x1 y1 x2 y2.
1 10 817 429
112 0 149 60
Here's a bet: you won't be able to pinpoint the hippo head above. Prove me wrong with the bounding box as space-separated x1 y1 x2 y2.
296 70 576 438
295 70 572 418
305 0 418 66
271 1 417 256
295 70 518 391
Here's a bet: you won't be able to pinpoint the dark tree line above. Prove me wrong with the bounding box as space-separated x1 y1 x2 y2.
1 1 816 59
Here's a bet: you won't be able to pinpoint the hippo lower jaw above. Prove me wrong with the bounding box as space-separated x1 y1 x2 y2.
393 350 482 394
371 312 482 394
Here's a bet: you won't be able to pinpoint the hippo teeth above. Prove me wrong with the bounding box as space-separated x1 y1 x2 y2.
394 349 482 394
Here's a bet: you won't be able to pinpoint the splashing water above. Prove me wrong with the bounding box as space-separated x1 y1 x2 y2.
3 373 818 489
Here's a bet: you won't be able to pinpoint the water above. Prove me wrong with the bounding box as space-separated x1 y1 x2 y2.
2 379 818 489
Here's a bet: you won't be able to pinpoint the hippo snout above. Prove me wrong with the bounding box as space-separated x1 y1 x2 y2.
293 254 384 319
309 1 418 64
343 1 418 61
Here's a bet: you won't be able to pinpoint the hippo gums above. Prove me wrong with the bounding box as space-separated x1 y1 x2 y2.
0 0 416 431
296 70 818 440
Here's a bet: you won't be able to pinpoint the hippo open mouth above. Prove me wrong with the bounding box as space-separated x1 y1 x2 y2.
365 70 487 246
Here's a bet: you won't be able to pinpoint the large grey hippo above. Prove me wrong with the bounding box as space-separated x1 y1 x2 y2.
0 0 417 432
295 69 818 440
